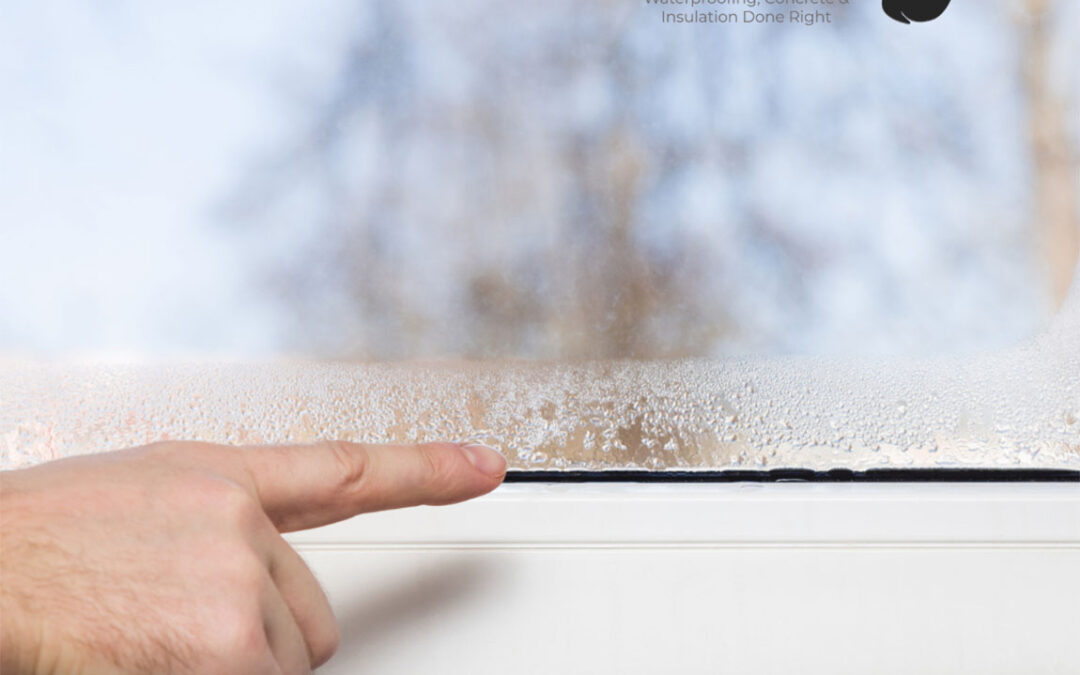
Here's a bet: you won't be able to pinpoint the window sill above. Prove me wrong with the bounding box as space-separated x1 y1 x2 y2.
288 483 1080 674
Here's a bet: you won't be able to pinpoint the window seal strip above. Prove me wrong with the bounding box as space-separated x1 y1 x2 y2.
504 469 1080 483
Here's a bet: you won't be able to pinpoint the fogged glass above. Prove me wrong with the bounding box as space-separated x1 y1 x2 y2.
2 0 1078 471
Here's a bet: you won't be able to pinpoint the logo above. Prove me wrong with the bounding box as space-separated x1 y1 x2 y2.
882 0 952 23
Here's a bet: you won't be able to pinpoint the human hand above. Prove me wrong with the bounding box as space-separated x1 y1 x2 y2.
0 440 506 674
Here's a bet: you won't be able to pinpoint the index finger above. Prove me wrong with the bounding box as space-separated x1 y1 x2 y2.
241 441 506 532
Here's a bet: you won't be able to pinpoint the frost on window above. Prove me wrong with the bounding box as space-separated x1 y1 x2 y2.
1 1 1079 471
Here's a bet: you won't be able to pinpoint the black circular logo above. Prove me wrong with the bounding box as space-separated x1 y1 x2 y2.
883 0 952 23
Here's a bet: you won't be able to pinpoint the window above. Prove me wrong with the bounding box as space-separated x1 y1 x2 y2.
2 1 1078 472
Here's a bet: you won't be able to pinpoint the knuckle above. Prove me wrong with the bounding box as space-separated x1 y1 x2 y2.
206 481 265 531
324 440 370 494
198 541 268 599
310 620 341 668
223 547 269 594
209 604 267 665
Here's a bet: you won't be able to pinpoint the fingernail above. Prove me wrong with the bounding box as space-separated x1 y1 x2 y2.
461 444 506 477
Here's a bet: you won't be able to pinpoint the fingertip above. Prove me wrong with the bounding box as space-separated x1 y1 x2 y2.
460 443 507 480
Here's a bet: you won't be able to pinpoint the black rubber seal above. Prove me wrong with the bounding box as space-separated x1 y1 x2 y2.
504 468 1080 483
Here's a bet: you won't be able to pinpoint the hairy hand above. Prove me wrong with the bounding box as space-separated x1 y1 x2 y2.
0 440 506 674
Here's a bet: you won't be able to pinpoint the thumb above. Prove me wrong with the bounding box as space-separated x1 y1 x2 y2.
241 441 506 532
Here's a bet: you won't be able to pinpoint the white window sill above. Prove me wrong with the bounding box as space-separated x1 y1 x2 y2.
288 483 1080 674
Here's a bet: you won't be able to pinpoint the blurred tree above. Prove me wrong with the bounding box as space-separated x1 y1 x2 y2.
1018 0 1079 305
226 0 1072 360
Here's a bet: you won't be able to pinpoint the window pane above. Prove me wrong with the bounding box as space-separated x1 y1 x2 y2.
1 1 1078 471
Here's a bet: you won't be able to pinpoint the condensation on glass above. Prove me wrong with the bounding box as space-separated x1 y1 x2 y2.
3 280 1078 472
